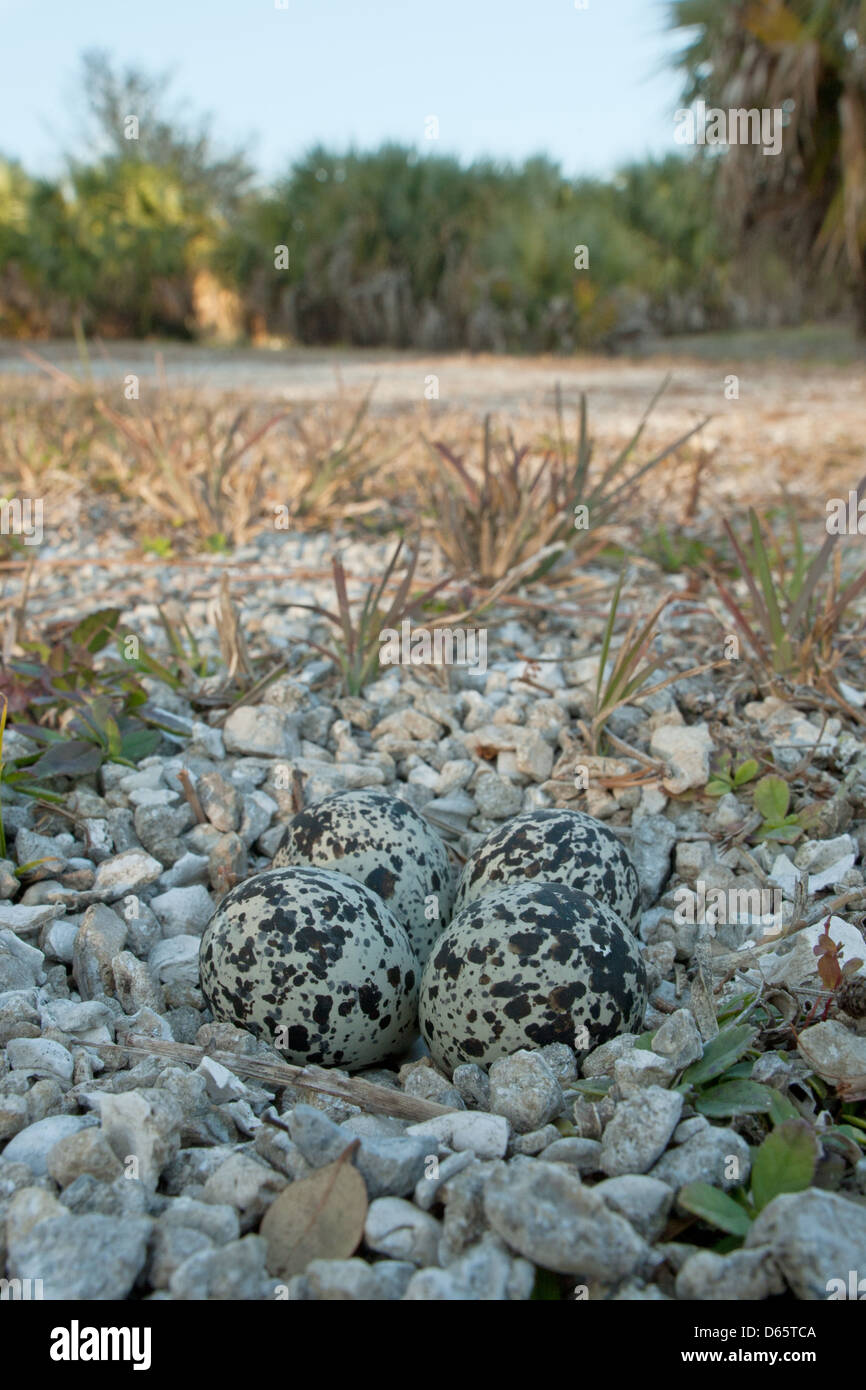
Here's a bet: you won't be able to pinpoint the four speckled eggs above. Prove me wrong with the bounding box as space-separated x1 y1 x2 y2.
199 790 647 1074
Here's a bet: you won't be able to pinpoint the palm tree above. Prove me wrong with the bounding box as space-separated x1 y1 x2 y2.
669 0 866 330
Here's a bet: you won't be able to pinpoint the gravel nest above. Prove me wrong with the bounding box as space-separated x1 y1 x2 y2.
2 526 866 1302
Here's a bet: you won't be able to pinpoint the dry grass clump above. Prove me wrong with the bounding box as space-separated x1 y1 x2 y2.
419 379 708 585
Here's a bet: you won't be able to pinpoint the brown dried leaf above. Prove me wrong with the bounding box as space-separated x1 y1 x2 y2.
260 1142 367 1278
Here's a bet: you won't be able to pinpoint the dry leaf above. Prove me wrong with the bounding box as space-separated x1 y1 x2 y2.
260 1142 367 1278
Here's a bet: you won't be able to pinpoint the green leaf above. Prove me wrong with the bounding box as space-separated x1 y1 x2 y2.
733 759 759 786
570 1076 613 1097
69 609 121 654
678 1182 753 1236
681 1025 757 1088
695 1080 776 1118
119 727 162 761
767 1090 801 1125
705 778 731 797
753 774 790 825
29 739 104 779
633 1031 656 1050
750 1120 819 1212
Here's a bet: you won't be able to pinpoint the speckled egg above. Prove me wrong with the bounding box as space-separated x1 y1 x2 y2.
419 880 647 1073
199 866 419 1071
453 808 641 932
272 788 454 964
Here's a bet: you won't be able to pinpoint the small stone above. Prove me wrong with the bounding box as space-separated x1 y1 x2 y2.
169 1234 271 1300
98 1089 183 1191
9 1213 152 1300
7 1037 74 1084
651 1009 704 1071
629 816 678 906
72 903 127 1000
650 722 714 794
196 772 243 832
0 902 64 933
600 1086 684 1176
364 1197 442 1266
149 1224 214 1289
452 1063 490 1110
6 1185 69 1244
197 1057 248 1104
744 1189 866 1299
208 833 248 893
2 1115 99 1175
201 1150 287 1231
111 950 165 1014
594 1174 674 1242
158 1195 240 1244
613 1048 678 1095
0 929 46 990
488 1050 563 1134
406 1111 510 1160
473 773 524 820
511 1124 562 1155
676 1247 786 1300
223 704 301 759
582 1034 638 1077
150 884 214 938
46 1128 123 1188
538 1043 578 1086
0 1093 29 1141
413 1151 475 1211
540 1137 603 1173
484 1158 648 1279
652 1125 751 1192
92 849 163 901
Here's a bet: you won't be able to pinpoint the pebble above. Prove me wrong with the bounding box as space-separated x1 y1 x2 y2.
676 1247 785 1300
488 1051 563 1133
652 1125 751 1192
8 1213 152 1299
613 1049 678 1095
600 1087 684 1176
223 705 301 759
484 1158 648 1278
98 1089 183 1191
2 1114 99 1174
406 1112 510 1160
92 850 164 900
364 1197 442 1266
593 1174 674 1242
150 884 215 937
651 1009 704 1071
744 1189 866 1299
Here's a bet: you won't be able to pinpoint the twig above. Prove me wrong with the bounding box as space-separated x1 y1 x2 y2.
92 1033 455 1123
177 768 207 824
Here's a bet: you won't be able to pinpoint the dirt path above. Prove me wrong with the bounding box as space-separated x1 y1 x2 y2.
3 339 865 505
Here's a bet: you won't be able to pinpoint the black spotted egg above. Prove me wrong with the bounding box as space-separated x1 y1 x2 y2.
453 808 641 932
199 866 419 1071
419 880 647 1074
272 788 454 964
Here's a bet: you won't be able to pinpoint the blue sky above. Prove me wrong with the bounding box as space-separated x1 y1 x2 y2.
0 0 687 181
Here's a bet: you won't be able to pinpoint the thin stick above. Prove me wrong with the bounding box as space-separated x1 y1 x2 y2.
92 1034 454 1123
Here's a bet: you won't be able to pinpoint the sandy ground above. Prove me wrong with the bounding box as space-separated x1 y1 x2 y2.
3 339 865 508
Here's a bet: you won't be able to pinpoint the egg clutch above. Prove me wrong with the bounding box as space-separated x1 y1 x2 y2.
198 790 647 1073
